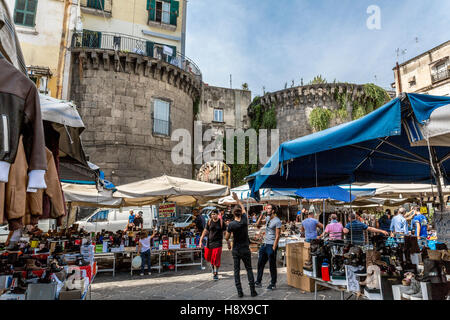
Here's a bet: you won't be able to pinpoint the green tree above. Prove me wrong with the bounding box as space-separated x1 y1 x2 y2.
241 83 249 90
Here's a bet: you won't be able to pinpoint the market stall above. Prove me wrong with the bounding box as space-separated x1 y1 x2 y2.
247 93 450 300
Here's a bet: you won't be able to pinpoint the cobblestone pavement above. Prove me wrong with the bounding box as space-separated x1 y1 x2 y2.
91 249 345 300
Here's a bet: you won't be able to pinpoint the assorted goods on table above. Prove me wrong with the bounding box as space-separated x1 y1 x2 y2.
286 235 450 300
0 226 97 300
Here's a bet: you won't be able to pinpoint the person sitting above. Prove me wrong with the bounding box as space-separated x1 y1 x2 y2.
124 209 136 232
133 211 144 231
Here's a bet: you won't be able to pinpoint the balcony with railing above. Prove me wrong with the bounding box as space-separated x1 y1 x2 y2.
71 30 202 81
431 69 450 83
80 0 112 16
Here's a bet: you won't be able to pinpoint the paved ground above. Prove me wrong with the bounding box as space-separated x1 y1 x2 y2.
91 248 344 300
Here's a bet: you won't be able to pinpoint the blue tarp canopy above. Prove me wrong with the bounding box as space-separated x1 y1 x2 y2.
247 93 450 201
294 186 356 202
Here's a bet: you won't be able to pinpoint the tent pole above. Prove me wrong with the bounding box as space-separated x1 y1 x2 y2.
430 146 445 212
350 183 352 245
323 199 325 236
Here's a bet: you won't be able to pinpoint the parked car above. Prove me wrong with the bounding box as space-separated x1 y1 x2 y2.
76 206 155 233
172 214 194 228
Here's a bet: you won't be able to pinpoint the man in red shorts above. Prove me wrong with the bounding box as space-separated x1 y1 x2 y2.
199 209 226 280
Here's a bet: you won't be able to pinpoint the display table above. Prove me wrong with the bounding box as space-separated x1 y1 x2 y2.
174 248 204 272
311 276 356 300
94 253 116 277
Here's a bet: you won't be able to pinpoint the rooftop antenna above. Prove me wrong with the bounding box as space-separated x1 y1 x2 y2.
230 74 232 89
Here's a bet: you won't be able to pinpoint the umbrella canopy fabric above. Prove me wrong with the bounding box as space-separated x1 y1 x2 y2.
40 94 85 128
217 184 296 205
113 175 230 206
247 93 450 201
294 186 356 203
62 183 122 207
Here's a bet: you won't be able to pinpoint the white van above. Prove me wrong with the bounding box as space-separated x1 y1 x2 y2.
76 206 156 233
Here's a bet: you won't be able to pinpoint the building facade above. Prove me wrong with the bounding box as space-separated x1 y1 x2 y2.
393 40 450 96
256 83 391 144
5 0 74 97
195 85 251 186
66 0 201 185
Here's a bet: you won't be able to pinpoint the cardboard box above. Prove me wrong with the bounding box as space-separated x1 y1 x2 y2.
59 290 82 300
286 242 315 292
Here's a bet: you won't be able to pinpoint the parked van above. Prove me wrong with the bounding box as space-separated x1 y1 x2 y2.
76 206 156 233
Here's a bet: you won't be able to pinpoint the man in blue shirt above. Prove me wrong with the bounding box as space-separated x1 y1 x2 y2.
390 207 409 235
301 212 323 242
343 213 388 244
411 206 428 238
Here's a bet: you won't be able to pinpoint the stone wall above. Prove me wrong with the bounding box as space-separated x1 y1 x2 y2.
70 49 201 185
257 83 368 143
198 85 251 130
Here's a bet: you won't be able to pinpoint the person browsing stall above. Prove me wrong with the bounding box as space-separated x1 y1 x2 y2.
323 214 343 240
301 212 323 242
254 203 281 290
137 229 157 276
344 213 388 244
377 209 392 232
390 207 409 235
199 209 226 280
411 206 428 238
224 192 258 298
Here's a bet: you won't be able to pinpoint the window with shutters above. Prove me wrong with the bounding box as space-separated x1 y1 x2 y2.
14 0 38 27
148 0 179 27
153 99 171 136
213 109 224 123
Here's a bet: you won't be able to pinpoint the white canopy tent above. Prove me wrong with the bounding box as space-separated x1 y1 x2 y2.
40 94 85 128
62 183 122 207
113 175 230 206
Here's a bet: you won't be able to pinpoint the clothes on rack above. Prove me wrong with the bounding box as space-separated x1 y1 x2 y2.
0 56 47 189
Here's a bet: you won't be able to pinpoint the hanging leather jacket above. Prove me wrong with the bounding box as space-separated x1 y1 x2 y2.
0 56 47 188
23 147 66 226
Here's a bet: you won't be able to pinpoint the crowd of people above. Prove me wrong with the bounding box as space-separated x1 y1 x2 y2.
298 205 431 244
117 199 432 298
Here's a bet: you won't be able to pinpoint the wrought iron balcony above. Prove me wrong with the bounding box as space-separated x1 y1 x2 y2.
431 69 450 83
71 30 202 81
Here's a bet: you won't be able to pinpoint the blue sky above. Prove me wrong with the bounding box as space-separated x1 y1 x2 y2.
185 0 450 97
